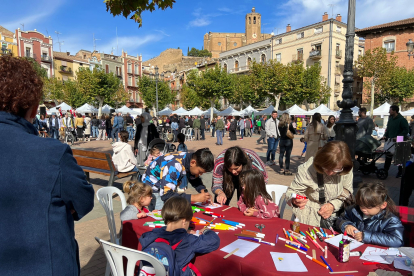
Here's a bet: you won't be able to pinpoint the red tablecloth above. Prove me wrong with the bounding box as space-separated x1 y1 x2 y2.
122 206 410 276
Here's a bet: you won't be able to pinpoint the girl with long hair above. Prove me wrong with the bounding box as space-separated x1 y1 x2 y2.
326 115 336 142
278 113 296 175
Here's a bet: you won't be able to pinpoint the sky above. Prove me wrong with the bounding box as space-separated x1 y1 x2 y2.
1 0 413 61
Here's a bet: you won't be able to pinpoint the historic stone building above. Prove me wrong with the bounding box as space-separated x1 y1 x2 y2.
204 7 272 58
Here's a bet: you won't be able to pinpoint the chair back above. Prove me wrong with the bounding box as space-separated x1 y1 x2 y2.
266 184 288 219
186 128 193 135
96 237 167 276
96 187 127 244
181 128 186 134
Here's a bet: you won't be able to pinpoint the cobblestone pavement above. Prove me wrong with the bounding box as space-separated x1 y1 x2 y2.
73 132 409 276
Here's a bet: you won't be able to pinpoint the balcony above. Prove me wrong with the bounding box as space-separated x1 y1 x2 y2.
0 47 12 56
41 56 52 62
335 50 342 59
309 50 322 60
292 53 303 62
228 66 250 74
25 53 37 59
59 66 72 74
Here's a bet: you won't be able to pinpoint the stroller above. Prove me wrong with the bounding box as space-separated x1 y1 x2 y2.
64 127 76 146
355 136 395 180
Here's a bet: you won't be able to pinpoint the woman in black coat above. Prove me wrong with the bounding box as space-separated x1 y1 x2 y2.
229 119 237 140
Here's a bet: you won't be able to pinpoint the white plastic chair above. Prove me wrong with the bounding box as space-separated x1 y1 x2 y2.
266 184 290 219
181 128 187 134
96 187 127 276
185 128 193 141
95 237 167 276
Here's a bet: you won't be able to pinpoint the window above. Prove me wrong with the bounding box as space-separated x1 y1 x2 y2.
297 32 304 39
128 63 132 73
116 66 122 76
105 64 109 74
25 47 31 57
275 38 282 45
135 77 139 86
261 54 266 64
247 57 252 67
218 42 221 46
223 63 227 71
314 27 323 34
233 42 237 47
297 48 303 60
336 61 340 68
1 42 7 49
83 55 86 59
358 49 362 56
135 64 138 74
128 76 132 86
384 40 395 52
276 53 281 62
249 17 251 24
42 52 47 58
253 17 256 24
336 26 342 32
235 60 239 71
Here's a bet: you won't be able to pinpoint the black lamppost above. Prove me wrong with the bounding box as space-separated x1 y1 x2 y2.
334 0 360 181
407 39 414 59
150 66 164 116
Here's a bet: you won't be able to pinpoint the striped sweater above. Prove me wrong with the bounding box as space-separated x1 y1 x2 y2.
212 148 268 194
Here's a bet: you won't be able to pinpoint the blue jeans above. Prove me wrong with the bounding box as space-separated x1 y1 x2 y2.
50 128 59 139
240 129 244 139
127 126 134 140
216 130 223 145
201 129 205 139
266 137 280 161
302 127 307 135
113 127 119 142
91 126 98 137
106 128 112 140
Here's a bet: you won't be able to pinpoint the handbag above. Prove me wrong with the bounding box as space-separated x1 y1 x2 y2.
286 124 294 139
317 173 337 229
318 127 327 149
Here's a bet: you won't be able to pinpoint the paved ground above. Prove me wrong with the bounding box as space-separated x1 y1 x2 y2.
73 131 408 276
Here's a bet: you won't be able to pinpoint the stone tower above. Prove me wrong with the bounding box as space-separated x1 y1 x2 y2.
245 7 261 45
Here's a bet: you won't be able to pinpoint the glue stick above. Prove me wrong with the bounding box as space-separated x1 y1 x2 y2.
291 193 307 200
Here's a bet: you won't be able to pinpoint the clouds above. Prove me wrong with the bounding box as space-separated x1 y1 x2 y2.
99 34 163 55
189 8 212 27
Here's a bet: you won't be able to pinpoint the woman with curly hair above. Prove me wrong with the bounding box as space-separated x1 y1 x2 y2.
0 56 94 275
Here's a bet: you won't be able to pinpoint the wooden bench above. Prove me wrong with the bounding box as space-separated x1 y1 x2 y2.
72 149 137 186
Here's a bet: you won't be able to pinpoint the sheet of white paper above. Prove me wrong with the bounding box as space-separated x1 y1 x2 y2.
270 252 308 272
394 257 412 272
192 230 219 237
324 234 364 251
220 239 260 258
194 202 222 209
147 211 163 220
360 246 399 264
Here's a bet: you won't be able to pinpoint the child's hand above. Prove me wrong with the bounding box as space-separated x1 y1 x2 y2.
354 231 363 242
244 208 258 217
137 212 147 219
345 225 358 237
187 229 196 234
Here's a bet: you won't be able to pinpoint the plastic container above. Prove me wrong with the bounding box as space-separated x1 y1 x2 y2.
292 218 300 233
337 232 351 263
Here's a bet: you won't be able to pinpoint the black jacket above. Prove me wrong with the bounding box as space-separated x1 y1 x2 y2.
179 118 186 129
200 118 206 129
134 124 159 151
105 118 112 129
336 205 404 247
188 118 193 127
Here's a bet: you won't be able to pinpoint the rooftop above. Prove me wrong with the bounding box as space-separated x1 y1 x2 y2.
356 17 414 36
53 51 89 63
0 26 14 38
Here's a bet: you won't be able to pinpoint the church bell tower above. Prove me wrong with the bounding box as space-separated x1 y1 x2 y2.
245 7 261 44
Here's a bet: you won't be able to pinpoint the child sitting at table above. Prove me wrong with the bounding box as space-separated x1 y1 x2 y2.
120 180 152 222
177 133 188 152
237 169 280 219
144 146 163 166
336 182 404 247
139 197 220 276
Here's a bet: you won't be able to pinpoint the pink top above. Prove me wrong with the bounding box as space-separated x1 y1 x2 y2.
237 194 280 219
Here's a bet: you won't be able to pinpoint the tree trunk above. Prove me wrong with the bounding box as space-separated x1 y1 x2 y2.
303 99 310 111
274 94 281 111
210 98 214 119
98 98 104 117
370 80 375 115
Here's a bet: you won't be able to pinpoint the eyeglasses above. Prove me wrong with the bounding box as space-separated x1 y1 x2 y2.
323 167 344 173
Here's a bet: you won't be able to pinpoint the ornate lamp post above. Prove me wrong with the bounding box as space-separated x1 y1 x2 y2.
407 39 414 59
150 66 164 116
334 0 360 181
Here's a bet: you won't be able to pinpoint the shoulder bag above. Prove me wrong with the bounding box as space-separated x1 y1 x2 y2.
286 123 294 139
317 173 337 229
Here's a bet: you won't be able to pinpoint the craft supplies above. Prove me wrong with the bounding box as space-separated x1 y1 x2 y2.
329 271 358 274
321 255 333 272
276 234 278 244
312 249 316 259
313 227 324 242
222 206 232 212
255 224 265 232
306 231 325 252
360 246 400 264
270 252 308 272
287 231 293 242
292 218 301 233
222 219 245 227
241 230 265 238
305 255 329 270
223 248 239 259
192 206 205 213
349 251 361 257
283 228 289 239
278 237 302 247
237 236 275 246
325 246 328 258
300 231 306 237
329 226 338 235
291 193 307 200
203 211 224 218
337 233 351 263
201 218 216 232
221 239 260 258
285 244 306 254
287 242 307 252
320 227 326 237
194 202 222 209
324 234 363 251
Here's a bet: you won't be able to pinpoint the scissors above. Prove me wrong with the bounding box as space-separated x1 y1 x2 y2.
255 224 265 233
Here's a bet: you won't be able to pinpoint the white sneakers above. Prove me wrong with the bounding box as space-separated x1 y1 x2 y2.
266 160 275 166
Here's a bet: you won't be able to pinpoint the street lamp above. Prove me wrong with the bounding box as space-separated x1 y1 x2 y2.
407 39 414 59
333 0 360 183
150 66 164 117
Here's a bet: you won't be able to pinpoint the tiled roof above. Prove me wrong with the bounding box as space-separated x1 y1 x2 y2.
0 26 14 38
53 51 89 63
356 17 414 35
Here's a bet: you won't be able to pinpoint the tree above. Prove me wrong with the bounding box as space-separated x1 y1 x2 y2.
180 83 221 110
377 67 414 104
43 77 64 105
105 0 176 27
357 47 397 112
188 47 212 58
229 74 262 108
62 79 88 108
138 75 174 114
187 65 233 118
25 57 47 79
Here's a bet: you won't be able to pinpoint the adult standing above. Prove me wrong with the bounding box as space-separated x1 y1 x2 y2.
84 113 91 142
125 113 134 141
226 119 231 137
301 118 307 135
356 107 375 140
105 115 112 141
97 114 107 140
326 115 336 142
211 118 216 137
278 113 296 175
91 116 99 138
245 117 251 137
238 117 245 140
179 116 186 134
410 115 414 138
113 112 124 142
265 110 280 166
286 141 353 227
134 112 159 156
193 115 201 140
171 117 179 142
0 56 94 275
75 113 84 141
62 113 74 141
304 113 328 162
383 105 409 178
212 146 268 205
200 115 206 140
215 116 224 145
229 119 237 140
49 112 61 139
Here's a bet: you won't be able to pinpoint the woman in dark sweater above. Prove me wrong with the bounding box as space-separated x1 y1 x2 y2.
278 113 296 175
105 115 112 141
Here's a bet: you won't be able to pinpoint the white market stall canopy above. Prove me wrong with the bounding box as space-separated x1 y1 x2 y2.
101 104 113 114
402 108 414 116
285 104 309 116
158 107 173 116
181 107 204 116
306 104 335 116
116 105 141 115
203 107 220 116
47 102 73 115
171 107 188 115
367 102 391 116
335 106 360 117
76 103 98 114
240 105 258 116
257 105 276 116
217 106 242 116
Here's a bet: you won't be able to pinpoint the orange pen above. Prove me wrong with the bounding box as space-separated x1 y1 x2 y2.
305 255 329 270
283 228 289 239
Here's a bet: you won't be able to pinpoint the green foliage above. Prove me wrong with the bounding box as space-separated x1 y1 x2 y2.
138 75 174 110
25 57 47 79
229 74 264 107
180 83 221 109
104 0 176 27
187 47 212 57
63 79 88 108
43 77 64 104
378 67 414 104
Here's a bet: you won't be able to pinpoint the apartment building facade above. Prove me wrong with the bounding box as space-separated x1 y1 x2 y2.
53 51 90 81
121 51 143 108
0 26 18 57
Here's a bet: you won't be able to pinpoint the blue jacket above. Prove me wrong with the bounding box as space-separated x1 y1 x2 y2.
171 121 179 131
336 205 404 247
113 115 124 129
177 143 188 152
0 112 95 275
140 227 220 276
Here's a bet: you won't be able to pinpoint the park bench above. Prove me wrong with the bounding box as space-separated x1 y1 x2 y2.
72 149 137 186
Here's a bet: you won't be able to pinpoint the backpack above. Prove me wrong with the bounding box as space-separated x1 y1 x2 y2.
141 238 201 276
100 120 106 128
